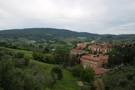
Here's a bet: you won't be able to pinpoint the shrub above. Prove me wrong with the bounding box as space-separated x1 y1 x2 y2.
50 66 63 80
118 79 128 87
81 67 95 83
15 52 24 58
72 65 83 78
24 57 29 66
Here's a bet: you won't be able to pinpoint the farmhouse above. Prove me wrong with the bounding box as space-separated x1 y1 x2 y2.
80 54 109 68
70 49 89 55
94 68 106 77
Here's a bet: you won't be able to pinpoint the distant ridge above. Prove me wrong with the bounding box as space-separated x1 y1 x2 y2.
0 28 135 39
0 28 99 39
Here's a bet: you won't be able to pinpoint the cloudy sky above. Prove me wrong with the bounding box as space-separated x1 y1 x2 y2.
0 0 135 34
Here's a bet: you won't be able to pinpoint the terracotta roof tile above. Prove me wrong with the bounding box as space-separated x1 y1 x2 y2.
94 68 106 75
70 49 88 53
100 56 109 60
81 55 101 61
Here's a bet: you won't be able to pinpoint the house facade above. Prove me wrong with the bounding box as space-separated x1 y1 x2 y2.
94 68 106 77
80 55 109 68
70 49 89 55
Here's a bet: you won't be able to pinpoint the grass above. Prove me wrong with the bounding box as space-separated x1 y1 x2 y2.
97 79 103 90
0 46 33 58
95 78 105 90
30 59 56 74
0 46 81 90
52 70 80 90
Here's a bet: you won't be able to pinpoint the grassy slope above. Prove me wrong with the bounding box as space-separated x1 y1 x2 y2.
0 46 80 90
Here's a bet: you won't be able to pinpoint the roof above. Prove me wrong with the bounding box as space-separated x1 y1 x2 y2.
77 46 86 49
70 49 88 53
100 55 109 60
81 55 109 62
94 68 106 75
81 55 102 61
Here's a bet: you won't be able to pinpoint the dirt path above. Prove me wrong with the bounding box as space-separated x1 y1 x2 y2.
98 79 105 90
94 78 105 90
77 81 83 86
94 79 100 90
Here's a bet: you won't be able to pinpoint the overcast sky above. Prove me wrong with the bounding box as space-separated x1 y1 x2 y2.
0 0 135 34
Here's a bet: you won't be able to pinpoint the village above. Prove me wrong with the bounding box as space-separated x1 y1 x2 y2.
70 41 119 77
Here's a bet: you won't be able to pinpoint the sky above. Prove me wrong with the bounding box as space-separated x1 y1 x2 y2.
0 0 135 34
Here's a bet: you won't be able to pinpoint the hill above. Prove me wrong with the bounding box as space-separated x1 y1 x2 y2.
0 28 99 39
0 46 81 90
0 28 135 44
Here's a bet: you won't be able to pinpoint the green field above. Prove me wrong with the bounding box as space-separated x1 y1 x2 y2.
0 46 81 90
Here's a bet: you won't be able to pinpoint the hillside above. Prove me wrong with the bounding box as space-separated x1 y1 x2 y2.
0 28 135 44
0 46 81 90
0 28 98 39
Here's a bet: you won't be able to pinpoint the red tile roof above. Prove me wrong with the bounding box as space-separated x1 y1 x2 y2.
81 55 109 62
101 55 109 60
81 55 102 61
70 49 89 53
76 46 86 49
94 68 106 75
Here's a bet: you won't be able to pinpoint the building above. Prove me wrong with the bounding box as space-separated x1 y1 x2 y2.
80 54 109 68
70 49 89 55
94 68 106 77
76 46 86 49
88 45 112 54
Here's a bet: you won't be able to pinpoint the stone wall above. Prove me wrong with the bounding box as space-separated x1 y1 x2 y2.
81 58 104 68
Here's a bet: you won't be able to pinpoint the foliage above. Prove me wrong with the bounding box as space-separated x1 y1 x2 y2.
81 67 95 83
72 65 83 78
103 66 135 90
81 84 96 90
0 48 56 90
33 51 55 64
43 46 50 54
0 47 81 90
107 44 135 68
54 46 69 64
0 52 42 90
51 66 63 80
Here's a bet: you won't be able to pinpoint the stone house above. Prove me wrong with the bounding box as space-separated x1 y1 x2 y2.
80 55 109 68
94 68 106 77
70 49 89 55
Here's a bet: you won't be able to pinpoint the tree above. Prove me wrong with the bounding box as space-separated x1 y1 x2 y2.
50 66 63 80
63 53 70 67
118 78 128 87
32 52 44 61
72 65 83 78
81 68 95 83
43 46 50 54
53 54 62 64
0 55 14 89
23 72 42 90
69 55 77 67
54 47 69 64
14 52 24 58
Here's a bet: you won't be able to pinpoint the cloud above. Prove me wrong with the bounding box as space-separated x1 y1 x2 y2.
0 0 135 34
103 22 135 34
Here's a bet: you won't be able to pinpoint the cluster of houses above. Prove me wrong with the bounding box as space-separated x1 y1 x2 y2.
76 41 119 54
70 41 119 77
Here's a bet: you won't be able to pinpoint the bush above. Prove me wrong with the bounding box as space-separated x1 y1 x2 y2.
72 65 83 78
14 58 24 68
14 52 24 58
126 72 134 80
118 79 128 87
50 66 63 80
81 68 95 83
81 84 96 90
81 85 91 90
24 57 29 66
